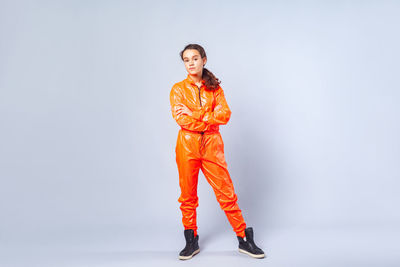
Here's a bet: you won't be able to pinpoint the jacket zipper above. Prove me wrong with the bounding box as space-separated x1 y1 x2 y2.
197 85 204 152
197 85 202 107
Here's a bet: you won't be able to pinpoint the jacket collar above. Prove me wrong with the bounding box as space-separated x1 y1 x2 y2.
185 74 205 87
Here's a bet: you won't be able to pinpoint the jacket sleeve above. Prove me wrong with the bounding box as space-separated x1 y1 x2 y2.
170 84 210 132
201 86 232 125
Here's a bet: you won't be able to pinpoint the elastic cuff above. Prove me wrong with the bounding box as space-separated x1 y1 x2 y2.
237 230 246 238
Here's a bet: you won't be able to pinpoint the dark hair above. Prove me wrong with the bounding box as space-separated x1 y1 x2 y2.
180 44 221 91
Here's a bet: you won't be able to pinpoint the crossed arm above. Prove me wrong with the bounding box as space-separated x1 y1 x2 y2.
169 85 232 132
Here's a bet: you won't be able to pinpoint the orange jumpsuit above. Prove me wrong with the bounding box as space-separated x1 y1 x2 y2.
170 74 246 238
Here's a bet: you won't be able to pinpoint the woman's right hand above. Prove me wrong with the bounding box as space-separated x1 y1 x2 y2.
176 104 193 117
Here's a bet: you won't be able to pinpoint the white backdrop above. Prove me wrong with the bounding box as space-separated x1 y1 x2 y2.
1 1 399 266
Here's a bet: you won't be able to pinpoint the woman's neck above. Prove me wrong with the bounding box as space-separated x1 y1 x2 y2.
189 73 202 84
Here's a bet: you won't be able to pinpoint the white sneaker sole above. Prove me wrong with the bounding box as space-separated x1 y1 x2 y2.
238 248 265 259
179 248 200 260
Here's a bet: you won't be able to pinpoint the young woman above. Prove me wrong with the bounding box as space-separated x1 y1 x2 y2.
170 44 265 260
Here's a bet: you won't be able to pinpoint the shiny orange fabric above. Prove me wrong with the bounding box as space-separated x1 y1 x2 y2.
170 74 246 238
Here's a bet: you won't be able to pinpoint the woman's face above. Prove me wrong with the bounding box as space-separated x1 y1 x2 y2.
182 49 207 76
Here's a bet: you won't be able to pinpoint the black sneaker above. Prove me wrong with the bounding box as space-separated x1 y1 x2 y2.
179 229 200 260
237 227 265 259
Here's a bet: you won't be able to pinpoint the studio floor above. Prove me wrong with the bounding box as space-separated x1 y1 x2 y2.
1 225 399 267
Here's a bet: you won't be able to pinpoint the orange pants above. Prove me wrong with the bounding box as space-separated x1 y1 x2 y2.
175 128 246 238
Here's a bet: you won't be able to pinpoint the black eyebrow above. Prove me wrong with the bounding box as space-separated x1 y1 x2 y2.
183 55 200 60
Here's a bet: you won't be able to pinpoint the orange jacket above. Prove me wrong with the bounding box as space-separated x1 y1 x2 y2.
170 74 232 132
